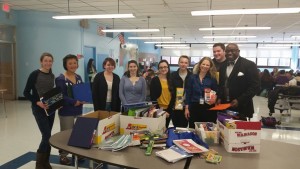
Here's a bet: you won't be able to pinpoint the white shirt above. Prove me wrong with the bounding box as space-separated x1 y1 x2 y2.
226 57 239 77
106 80 113 102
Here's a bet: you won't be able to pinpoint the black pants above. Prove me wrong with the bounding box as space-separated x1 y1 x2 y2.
172 109 188 128
188 102 216 128
32 105 55 153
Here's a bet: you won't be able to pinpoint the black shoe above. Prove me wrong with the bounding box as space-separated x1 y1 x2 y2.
60 156 71 166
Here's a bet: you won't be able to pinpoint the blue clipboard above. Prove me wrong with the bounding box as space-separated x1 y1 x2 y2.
72 83 93 103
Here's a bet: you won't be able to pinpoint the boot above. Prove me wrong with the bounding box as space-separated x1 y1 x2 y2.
45 148 52 169
36 151 46 169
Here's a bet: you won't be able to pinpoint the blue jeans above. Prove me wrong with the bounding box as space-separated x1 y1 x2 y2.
32 105 55 153
105 102 111 111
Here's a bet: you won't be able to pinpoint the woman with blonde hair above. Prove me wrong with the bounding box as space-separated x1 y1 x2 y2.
185 57 218 128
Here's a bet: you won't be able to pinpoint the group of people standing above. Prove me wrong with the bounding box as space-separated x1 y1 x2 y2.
23 42 260 169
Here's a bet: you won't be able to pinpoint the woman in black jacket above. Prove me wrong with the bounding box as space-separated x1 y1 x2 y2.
92 58 121 112
150 60 173 128
170 55 192 127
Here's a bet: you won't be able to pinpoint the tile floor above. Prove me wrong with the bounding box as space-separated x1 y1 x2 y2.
0 96 300 166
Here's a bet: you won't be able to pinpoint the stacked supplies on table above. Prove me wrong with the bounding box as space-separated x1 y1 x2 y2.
98 135 131 151
120 102 166 135
155 145 193 163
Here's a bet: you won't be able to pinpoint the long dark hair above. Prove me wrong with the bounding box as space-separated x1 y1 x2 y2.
125 60 140 77
87 58 96 72
158 60 173 93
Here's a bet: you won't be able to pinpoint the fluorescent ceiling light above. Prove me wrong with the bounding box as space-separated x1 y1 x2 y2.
264 44 300 47
203 36 256 39
199 27 271 31
258 46 291 49
52 14 135 19
128 37 173 40
163 46 191 49
155 44 188 47
275 40 300 43
191 8 300 16
203 41 249 43
291 36 300 38
144 41 181 44
102 29 159 33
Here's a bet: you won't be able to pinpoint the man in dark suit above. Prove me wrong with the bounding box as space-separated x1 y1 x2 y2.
218 43 260 120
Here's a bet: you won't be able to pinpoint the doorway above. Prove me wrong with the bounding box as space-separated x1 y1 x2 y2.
83 46 96 83
0 25 16 100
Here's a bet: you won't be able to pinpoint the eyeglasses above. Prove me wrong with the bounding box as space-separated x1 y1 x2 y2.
225 49 239 53
159 66 168 70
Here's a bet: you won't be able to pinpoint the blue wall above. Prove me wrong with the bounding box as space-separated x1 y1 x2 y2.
1 10 160 98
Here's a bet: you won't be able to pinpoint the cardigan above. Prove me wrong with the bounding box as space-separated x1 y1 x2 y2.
150 76 173 113
119 76 146 104
55 73 83 116
23 69 55 106
92 72 121 112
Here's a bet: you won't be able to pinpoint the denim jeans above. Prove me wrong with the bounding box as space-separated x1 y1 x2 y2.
32 105 55 153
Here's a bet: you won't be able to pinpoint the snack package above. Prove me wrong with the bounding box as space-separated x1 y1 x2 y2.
204 88 216 105
175 88 184 110
206 153 222 164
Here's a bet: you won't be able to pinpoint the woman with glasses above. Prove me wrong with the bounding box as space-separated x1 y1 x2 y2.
119 60 147 106
185 57 218 128
150 60 173 128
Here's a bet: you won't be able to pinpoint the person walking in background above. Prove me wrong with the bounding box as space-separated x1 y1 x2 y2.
119 60 147 106
92 57 121 112
170 55 192 127
150 60 173 128
185 57 218 128
218 43 260 121
87 58 97 83
55 54 84 165
23 52 55 169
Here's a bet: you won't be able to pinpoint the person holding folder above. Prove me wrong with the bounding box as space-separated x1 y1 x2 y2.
55 54 84 165
185 57 218 128
23 52 55 169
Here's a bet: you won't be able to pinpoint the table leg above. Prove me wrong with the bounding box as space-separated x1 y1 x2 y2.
184 156 192 169
74 155 78 169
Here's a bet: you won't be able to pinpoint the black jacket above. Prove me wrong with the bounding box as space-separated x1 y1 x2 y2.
92 72 121 112
150 76 173 113
170 69 192 108
218 57 260 118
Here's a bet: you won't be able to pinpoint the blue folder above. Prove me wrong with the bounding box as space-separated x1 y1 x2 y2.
68 117 99 149
72 83 93 103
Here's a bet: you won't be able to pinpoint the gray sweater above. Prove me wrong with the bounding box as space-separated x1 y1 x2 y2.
119 76 146 104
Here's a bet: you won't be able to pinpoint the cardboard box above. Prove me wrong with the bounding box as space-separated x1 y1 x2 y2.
217 120 261 144
82 111 120 144
120 114 166 135
222 139 260 153
194 122 219 145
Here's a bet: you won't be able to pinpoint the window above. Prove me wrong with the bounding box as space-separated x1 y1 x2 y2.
161 56 171 64
170 57 179 64
257 58 268 66
190 57 201 66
